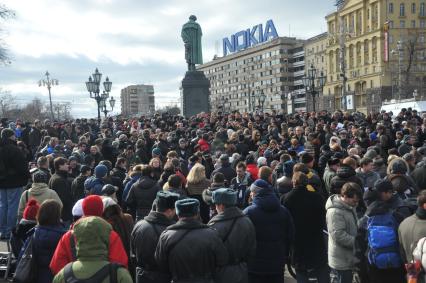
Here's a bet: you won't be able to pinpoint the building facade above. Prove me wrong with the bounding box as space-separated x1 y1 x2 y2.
197 37 306 114
324 0 426 113
304 32 328 111
120 84 155 117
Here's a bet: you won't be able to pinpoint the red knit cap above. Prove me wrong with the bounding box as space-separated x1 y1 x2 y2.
82 195 104 217
23 199 39 221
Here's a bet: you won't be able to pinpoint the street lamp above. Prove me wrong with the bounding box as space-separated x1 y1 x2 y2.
85 68 112 123
38 71 58 121
302 65 326 112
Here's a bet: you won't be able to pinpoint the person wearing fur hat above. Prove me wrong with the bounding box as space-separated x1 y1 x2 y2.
208 188 256 283
0 127 30 239
18 171 62 219
50 195 128 276
155 198 228 283
131 191 179 283
282 172 329 282
243 177 294 283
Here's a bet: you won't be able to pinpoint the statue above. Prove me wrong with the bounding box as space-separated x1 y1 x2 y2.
181 15 203 72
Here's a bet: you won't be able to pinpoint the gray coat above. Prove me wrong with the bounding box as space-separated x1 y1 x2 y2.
208 207 256 283
326 194 358 270
155 218 228 283
398 212 426 263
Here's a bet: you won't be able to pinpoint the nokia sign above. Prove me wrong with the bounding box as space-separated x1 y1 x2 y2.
222 19 279 56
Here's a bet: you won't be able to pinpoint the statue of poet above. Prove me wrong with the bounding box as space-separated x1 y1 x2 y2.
181 15 203 71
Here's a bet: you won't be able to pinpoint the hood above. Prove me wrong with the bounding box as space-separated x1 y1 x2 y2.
252 188 281 212
325 194 354 212
73 216 112 260
30 183 49 195
84 176 104 189
336 165 356 178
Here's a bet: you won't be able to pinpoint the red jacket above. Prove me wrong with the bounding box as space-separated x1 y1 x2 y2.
197 139 210 152
49 229 128 275
246 164 259 181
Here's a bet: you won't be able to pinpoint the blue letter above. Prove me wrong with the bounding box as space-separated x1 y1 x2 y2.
248 25 259 46
235 30 248 52
223 35 235 56
263 19 278 41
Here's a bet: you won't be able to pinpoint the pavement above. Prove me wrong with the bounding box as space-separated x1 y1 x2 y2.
0 240 296 283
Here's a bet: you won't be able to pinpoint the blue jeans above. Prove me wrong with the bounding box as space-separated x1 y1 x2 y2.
0 187 23 237
330 269 353 283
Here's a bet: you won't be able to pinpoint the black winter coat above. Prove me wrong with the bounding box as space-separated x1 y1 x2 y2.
71 174 88 202
131 211 175 283
282 187 327 269
0 139 30 188
411 165 426 192
48 171 73 221
211 163 236 186
243 188 294 275
126 176 160 220
330 165 363 195
208 207 256 283
155 218 228 283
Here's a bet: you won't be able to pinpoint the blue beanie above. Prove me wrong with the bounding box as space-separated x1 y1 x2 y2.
212 188 237 206
152 147 162 156
175 198 200 217
283 160 295 177
94 164 108 178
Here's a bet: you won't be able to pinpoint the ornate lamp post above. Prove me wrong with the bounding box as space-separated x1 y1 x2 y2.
259 90 266 112
38 71 58 121
85 68 112 123
302 65 326 112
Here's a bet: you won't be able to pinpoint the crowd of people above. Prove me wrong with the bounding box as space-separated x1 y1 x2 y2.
0 108 426 283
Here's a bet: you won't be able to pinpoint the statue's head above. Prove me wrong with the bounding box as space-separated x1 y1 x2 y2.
189 15 197 21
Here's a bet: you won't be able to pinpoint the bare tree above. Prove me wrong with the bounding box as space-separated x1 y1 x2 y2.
402 30 426 98
0 4 15 65
0 89 15 117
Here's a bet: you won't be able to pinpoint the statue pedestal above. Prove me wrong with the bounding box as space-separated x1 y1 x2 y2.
180 71 210 117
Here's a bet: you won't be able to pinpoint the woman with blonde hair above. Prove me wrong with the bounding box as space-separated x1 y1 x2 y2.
186 163 211 222
149 157 162 181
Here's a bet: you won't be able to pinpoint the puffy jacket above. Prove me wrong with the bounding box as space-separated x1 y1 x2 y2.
126 176 160 220
50 217 128 276
18 183 63 219
208 207 256 283
243 187 294 275
71 174 88 203
326 195 358 270
84 176 105 196
29 225 66 283
52 216 132 283
387 174 419 197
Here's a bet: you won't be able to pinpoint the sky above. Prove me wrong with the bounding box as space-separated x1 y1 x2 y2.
0 0 333 118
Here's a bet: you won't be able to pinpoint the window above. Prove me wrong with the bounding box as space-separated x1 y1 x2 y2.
389 2 394 13
400 3 405 16
412 3 416 13
412 20 416 28
389 20 394 28
421 20 426 28
421 3 426 16
400 20 405 28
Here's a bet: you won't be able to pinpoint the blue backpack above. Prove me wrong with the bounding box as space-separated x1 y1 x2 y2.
367 213 402 269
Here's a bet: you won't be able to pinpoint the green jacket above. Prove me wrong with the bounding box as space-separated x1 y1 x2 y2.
53 216 132 283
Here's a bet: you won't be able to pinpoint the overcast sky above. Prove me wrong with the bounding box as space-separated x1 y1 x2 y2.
0 0 332 118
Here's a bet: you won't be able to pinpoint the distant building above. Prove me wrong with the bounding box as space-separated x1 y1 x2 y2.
197 37 306 113
120 84 155 117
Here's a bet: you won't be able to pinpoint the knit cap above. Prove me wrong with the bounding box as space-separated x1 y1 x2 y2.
23 199 39 221
1 128 14 140
250 179 270 193
94 164 108 178
82 195 104 217
257 157 267 167
72 199 84 217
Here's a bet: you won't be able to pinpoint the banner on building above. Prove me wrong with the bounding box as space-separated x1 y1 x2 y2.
346 95 354 110
383 21 389 62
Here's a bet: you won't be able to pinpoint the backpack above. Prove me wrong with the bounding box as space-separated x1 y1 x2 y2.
63 262 121 283
13 232 36 283
367 212 402 269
